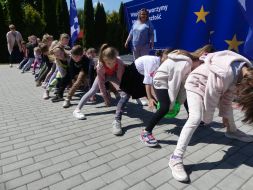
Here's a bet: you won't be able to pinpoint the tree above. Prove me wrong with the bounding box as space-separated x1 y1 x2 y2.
23 0 42 12
119 2 129 54
106 11 121 50
94 2 107 49
42 0 57 38
23 4 46 38
77 9 84 29
0 1 8 62
6 0 25 33
56 0 70 37
83 0 95 48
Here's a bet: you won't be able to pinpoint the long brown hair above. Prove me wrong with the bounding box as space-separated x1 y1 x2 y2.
98 44 118 64
237 67 253 124
170 44 215 61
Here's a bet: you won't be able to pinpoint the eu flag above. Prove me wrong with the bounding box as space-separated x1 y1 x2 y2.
70 0 80 46
124 0 253 59
238 0 253 59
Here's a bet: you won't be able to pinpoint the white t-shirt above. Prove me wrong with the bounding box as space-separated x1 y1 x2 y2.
134 55 160 85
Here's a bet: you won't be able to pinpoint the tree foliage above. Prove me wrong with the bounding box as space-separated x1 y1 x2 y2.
23 4 45 38
118 2 129 54
6 0 25 33
106 11 121 50
0 1 8 62
23 0 42 13
83 0 95 48
94 2 107 49
56 0 70 36
42 0 57 38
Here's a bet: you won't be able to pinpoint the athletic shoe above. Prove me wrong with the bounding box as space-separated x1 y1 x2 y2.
73 110 86 120
43 90 49 100
51 95 64 102
139 130 158 147
9 64 13 68
225 129 253 142
63 99 71 108
112 120 123 135
169 154 188 182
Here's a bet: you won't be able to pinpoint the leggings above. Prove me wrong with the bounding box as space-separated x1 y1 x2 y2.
145 88 189 133
145 89 171 133
77 75 120 110
115 92 131 121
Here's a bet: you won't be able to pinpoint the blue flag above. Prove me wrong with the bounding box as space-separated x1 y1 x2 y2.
70 0 80 46
238 0 253 59
124 0 253 59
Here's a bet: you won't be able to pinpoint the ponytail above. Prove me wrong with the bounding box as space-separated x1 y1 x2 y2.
98 43 118 64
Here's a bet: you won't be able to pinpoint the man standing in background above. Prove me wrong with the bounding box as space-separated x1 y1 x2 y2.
6 24 23 67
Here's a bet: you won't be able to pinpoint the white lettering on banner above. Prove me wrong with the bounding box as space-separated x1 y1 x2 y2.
149 14 162 21
129 4 169 21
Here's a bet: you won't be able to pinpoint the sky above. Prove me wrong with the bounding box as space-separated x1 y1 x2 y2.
67 0 132 12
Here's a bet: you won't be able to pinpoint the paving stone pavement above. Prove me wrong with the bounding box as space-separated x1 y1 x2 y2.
0 63 253 190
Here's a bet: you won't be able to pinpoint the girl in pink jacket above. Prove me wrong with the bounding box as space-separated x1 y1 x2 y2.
140 46 213 147
169 50 253 182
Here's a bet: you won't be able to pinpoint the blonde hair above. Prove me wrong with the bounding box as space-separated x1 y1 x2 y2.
42 33 53 43
170 44 215 61
98 44 118 63
59 33 70 41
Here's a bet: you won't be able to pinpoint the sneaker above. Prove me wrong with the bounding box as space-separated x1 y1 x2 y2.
63 99 71 108
139 130 158 147
21 70 24 73
41 82 48 89
112 120 123 135
43 91 49 100
73 110 86 120
225 129 253 142
51 95 64 102
9 64 13 68
32 71 35 75
169 154 188 182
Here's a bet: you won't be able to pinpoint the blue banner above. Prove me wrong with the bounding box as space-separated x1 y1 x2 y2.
124 0 252 59
70 0 80 46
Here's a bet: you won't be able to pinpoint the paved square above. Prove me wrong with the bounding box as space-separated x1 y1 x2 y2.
0 63 253 190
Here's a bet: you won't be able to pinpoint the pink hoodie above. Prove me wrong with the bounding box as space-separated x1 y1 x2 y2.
185 50 251 123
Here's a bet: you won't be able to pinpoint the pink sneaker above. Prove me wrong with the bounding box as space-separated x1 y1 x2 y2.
139 130 158 147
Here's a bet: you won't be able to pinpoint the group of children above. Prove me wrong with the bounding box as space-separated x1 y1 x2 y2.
16 33 253 182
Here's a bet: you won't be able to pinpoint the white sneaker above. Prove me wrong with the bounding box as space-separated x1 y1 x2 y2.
112 120 123 135
225 129 253 142
43 91 49 100
73 110 86 120
63 99 71 108
41 82 48 89
169 155 188 182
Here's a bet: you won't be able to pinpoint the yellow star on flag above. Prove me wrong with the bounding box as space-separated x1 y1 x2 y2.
194 5 210 23
225 34 244 52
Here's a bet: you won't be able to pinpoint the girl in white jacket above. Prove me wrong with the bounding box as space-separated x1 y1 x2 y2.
169 50 253 182
140 45 214 147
